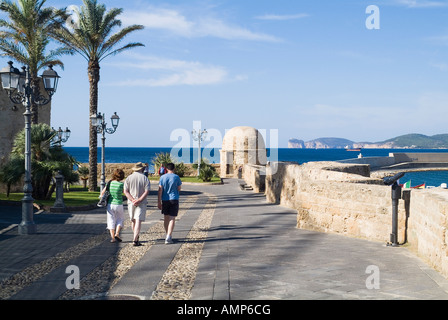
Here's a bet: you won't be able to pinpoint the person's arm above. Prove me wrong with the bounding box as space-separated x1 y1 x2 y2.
100 181 110 197
177 177 182 192
124 188 134 204
133 190 149 206
158 185 163 209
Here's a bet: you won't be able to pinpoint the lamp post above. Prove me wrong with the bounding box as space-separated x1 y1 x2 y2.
0 61 60 235
90 112 120 191
52 127 71 146
191 128 208 176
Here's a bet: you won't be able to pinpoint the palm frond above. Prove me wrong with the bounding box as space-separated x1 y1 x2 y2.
98 24 144 58
0 0 71 71
50 0 144 63
99 42 144 62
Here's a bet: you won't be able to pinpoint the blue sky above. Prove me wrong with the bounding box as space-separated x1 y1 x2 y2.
2 0 448 148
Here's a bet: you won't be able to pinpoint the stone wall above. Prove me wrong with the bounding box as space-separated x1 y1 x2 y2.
261 162 407 243
0 82 51 167
242 164 265 193
407 189 448 277
0 84 51 193
244 161 448 279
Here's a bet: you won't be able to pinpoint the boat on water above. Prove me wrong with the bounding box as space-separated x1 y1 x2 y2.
399 182 447 189
346 148 362 152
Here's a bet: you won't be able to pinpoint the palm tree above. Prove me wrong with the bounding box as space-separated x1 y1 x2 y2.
0 123 79 200
152 152 187 177
50 0 144 191
0 0 70 123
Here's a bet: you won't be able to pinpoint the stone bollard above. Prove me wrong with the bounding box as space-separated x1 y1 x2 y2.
51 171 67 213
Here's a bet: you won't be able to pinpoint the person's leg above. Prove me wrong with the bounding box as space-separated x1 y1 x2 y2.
109 229 116 241
107 205 116 242
164 214 176 240
133 220 142 245
114 205 124 241
129 203 136 237
132 204 146 245
163 213 169 234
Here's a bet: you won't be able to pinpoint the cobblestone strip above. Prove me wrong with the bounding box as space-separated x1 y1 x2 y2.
151 194 216 300
0 232 109 300
59 195 198 300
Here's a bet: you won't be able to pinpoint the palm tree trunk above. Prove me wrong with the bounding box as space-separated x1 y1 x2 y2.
88 60 100 191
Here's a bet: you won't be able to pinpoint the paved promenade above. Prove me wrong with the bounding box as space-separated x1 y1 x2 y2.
1 179 448 301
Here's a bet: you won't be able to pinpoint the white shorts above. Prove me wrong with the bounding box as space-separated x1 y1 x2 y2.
106 204 124 230
128 203 147 222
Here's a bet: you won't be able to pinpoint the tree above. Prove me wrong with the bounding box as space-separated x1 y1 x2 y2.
0 0 70 123
152 152 187 177
50 0 144 191
152 152 173 174
192 158 218 182
0 123 78 200
77 166 89 188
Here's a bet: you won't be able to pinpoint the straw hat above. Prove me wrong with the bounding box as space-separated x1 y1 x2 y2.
132 162 145 171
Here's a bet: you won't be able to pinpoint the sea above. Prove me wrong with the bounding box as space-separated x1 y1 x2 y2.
65 147 448 188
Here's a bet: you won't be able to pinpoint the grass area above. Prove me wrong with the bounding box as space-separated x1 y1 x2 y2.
0 185 100 208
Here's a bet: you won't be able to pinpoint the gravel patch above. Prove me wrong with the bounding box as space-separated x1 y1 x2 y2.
151 194 216 300
0 232 109 300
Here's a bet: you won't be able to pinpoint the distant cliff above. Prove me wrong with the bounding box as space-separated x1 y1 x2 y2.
288 134 448 149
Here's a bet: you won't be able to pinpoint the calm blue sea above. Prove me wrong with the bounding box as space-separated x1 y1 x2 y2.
65 147 448 188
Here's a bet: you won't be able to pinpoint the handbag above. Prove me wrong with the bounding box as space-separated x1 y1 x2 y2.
97 181 112 207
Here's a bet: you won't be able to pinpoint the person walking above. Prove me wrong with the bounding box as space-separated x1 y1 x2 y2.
158 163 182 244
100 168 125 243
158 164 167 176
124 162 151 246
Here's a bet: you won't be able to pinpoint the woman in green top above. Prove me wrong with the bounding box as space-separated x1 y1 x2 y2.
101 168 125 242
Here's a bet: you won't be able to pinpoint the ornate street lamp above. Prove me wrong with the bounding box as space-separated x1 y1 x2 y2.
51 127 71 146
41 65 60 98
0 61 61 235
90 112 120 191
192 128 208 176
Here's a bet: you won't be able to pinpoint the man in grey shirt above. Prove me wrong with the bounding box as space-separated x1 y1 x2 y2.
124 162 151 246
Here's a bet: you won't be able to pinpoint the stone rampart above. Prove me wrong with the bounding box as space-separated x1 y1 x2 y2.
244 161 448 279
407 189 448 277
242 164 265 193
262 162 406 243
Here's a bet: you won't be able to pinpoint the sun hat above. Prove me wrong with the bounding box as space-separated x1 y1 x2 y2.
132 162 145 171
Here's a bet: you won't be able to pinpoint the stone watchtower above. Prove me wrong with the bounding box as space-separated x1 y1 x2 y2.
220 126 267 178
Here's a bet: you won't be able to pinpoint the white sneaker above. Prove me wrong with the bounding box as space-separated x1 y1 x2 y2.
165 237 173 244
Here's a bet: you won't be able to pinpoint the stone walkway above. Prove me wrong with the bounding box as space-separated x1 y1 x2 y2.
1 179 448 301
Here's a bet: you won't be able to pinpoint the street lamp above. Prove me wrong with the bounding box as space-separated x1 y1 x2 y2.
191 128 208 176
52 127 71 146
0 61 60 235
90 112 120 191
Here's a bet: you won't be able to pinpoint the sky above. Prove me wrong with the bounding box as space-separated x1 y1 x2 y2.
2 0 448 148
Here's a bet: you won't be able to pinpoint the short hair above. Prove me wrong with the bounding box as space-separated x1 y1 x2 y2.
166 163 175 171
112 168 125 181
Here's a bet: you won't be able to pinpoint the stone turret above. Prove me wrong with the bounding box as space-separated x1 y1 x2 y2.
220 126 267 178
